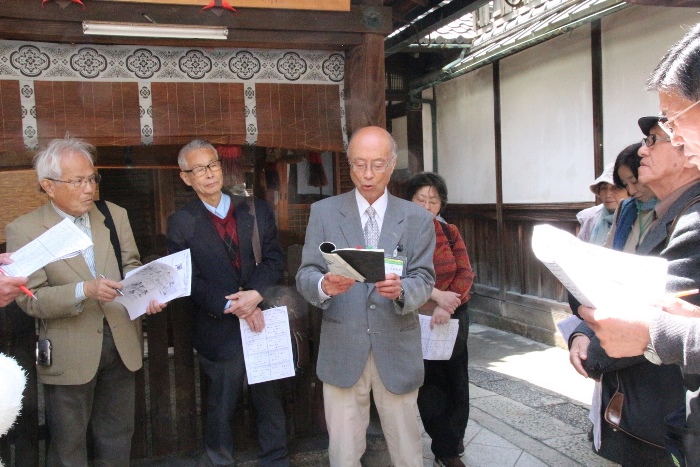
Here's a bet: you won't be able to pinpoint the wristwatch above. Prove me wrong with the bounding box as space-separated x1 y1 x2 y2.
395 286 405 304
643 341 662 365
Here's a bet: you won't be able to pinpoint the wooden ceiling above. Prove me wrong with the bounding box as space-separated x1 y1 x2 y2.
0 0 456 52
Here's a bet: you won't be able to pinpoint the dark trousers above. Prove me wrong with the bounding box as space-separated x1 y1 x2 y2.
417 307 470 459
198 352 289 467
44 324 135 467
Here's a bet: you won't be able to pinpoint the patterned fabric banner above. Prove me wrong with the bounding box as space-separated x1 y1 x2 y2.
0 40 345 84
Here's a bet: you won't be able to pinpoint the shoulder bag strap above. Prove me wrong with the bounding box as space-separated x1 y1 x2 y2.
94 199 123 279
246 197 262 265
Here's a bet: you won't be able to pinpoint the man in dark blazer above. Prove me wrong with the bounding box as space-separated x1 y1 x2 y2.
166 140 288 467
296 126 436 467
6 137 165 466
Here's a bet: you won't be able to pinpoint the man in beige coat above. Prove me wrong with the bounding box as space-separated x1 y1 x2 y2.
6 138 164 466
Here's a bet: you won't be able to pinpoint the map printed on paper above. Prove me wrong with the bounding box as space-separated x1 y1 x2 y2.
115 249 191 320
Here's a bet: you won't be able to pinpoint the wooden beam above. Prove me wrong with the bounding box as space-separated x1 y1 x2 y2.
0 2 392 34
0 19 363 50
104 0 351 11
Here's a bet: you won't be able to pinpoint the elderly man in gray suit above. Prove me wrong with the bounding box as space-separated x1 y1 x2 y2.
296 126 436 467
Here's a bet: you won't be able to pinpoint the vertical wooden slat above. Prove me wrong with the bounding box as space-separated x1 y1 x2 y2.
169 299 198 452
493 62 505 298
0 81 25 154
145 311 173 456
131 367 148 459
591 19 604 182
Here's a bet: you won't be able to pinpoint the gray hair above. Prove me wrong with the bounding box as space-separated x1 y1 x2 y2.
177 139 218 170
646 23 700 101
33 138 95 182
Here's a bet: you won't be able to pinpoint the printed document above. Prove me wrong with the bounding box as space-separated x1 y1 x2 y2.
115 249 192 320
240 306 295 384
532 224 668 311
419 314 459 360
1 218 92 278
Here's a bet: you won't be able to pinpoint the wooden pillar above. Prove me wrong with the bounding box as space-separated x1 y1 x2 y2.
406 102 424 175
345 33 386 133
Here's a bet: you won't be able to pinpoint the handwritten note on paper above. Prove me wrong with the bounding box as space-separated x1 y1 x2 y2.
1 218 92 278
240 306 295 384
419 314 459 360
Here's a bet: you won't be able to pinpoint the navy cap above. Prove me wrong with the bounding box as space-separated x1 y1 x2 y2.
638 116 660 136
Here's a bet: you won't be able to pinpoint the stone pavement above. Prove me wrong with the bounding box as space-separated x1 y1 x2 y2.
136 324 619 467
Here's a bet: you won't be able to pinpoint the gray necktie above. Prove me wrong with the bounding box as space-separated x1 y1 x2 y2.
364 206 379 249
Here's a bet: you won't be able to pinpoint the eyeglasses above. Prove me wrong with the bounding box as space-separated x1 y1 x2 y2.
46 173 101 189
659 98 700 137
412 197 441 207
181 159 222 177
348 160 393 173
641 134 671 148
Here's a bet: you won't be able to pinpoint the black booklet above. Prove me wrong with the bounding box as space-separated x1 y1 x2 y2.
319 242 386 283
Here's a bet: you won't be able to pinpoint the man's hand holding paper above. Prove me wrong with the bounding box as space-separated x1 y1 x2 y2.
321 272 355 296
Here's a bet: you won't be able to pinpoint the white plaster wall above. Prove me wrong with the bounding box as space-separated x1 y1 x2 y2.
391 115 409 170
602 6 699 159
500 26 593 203
435 64 496 204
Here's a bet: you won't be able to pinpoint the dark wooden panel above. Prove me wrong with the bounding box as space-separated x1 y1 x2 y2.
445 203 582 303
169 299 199 452
151 83 246 146
345 33 385 132
0 80 24 155
145 311 174 456
256 84 344 151
34 82 141 147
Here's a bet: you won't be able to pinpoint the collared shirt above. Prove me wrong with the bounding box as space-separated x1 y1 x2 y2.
202 193 236 311
52 202 95 303
355 188 388 233
202 193 231 219
318 188 390 301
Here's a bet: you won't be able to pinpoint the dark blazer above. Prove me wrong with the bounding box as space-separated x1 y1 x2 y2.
569 180 700 462
166 192 284 361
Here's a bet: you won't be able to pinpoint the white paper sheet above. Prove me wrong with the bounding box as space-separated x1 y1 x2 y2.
240 306 296 384
419 314 459 360
556 315 582 343
114 249 192 320
1 218 92 277
532 224 668 312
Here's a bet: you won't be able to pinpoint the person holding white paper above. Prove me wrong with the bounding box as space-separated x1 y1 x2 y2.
0 253 27 307
166 140 289 467
405 172 474 467
570 117 698 466
6 138 165 466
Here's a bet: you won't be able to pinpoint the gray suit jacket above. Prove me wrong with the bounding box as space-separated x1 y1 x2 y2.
296 190 436 394
6 201 143 385
636 180 700 443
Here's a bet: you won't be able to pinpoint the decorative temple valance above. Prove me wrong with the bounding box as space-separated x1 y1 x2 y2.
0 40 347 153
